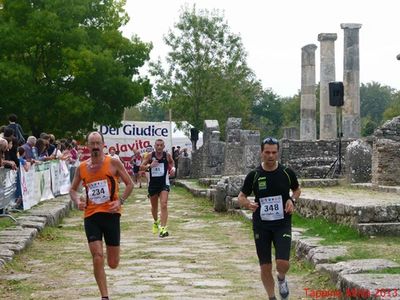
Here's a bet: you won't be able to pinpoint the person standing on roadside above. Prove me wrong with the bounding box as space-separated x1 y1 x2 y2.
69 131 133 300
238 137 301 300
140 139 175 238
6 113 25 146
131 149 143 188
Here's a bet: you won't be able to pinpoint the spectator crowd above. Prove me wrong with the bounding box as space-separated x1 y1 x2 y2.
0 113 80 210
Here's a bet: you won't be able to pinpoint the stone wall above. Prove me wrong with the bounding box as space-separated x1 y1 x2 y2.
282 127 300 140
280 139 351 178
223 118 260 176
191 120 225 178
188 118 260 179
372 116 400 186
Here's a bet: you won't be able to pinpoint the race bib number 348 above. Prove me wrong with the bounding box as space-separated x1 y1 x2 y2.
259 195 284 221
88 180 110 204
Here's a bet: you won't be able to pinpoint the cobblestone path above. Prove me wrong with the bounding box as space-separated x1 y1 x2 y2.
0 186 308 299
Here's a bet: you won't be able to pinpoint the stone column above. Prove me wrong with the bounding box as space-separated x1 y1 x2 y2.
318 33 337 140
341 23 362 138
300 44 317 140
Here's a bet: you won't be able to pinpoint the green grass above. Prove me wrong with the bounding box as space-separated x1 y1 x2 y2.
36 226 72 243
0 216 18 230
292 213 366 244
365 267 400 274
3 279 35 298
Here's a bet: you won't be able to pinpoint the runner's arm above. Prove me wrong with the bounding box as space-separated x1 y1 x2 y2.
167 153 176 176
69 167 82 206
113 159 134 202
291 186 301 202
140 155 151 171
238 192 259 212
238 171 259 212
167 153 174 168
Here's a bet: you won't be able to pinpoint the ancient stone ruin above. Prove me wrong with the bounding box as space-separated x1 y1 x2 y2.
372 116 400 186
182 118 259 179
345 139 372 183
222 118 259 176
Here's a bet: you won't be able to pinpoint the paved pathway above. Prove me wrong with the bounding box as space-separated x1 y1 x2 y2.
0 186 308 299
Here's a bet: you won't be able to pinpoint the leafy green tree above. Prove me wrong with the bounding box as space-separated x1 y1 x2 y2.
383 91 400 121
360 82 394 133
124 97 167 122
361 115 377 136
0 0 151 137
150 5 262 136
250 88 282 138
281 92 300 134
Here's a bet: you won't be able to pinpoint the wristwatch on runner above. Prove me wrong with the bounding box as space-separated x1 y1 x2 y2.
119 197 126 205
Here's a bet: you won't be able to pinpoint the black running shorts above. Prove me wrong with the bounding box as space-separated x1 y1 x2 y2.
148 185 170 197
84 212 121 246
133 165 140 174
253 225 292 265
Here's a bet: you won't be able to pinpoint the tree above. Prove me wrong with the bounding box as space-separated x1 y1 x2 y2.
150 5 262 135
281 92 301 133
0 0 152 137
124 97 167 122
383 90 400 121
360 82 394 134
361 115 377 136
250 88 282 138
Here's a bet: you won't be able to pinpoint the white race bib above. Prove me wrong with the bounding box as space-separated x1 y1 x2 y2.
88 180 110 204
259 195 284 221
151 163 165 177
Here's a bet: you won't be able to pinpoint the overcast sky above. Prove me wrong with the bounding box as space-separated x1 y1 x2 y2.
122 0 400 97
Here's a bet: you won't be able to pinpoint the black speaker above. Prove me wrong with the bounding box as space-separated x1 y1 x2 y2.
190 128 199 141
329 81 344 107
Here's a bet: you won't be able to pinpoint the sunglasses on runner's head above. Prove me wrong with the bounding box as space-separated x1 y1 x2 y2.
262 137 278 145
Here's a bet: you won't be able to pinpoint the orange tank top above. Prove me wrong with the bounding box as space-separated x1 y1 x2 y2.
79 156 120 218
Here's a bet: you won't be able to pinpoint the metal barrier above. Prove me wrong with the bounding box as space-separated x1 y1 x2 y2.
0 160 72 223
0 168 18 222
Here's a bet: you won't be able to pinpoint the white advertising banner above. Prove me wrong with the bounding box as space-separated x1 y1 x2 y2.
35 163 54 202
50 161 61 196
59 160 71 195
20 166 38 210
21 161 69 210
99 121 172 172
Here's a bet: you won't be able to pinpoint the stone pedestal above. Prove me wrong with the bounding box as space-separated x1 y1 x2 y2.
345 139 372 183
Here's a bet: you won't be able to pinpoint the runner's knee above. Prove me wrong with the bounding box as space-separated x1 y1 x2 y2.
108 257 119 269
92 251 104 263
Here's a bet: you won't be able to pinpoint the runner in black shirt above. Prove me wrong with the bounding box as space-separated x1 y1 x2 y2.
238 137 301 300
140 139 175 238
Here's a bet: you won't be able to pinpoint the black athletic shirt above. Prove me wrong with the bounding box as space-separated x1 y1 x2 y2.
149 151 169 188
241 163 299 229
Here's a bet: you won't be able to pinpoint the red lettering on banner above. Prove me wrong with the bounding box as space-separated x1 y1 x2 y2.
106 140 151 153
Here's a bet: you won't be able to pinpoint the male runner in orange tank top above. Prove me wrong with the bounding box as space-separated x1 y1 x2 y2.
69 131 133 300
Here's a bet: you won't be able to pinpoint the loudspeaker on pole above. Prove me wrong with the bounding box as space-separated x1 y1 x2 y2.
329 81 344 107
